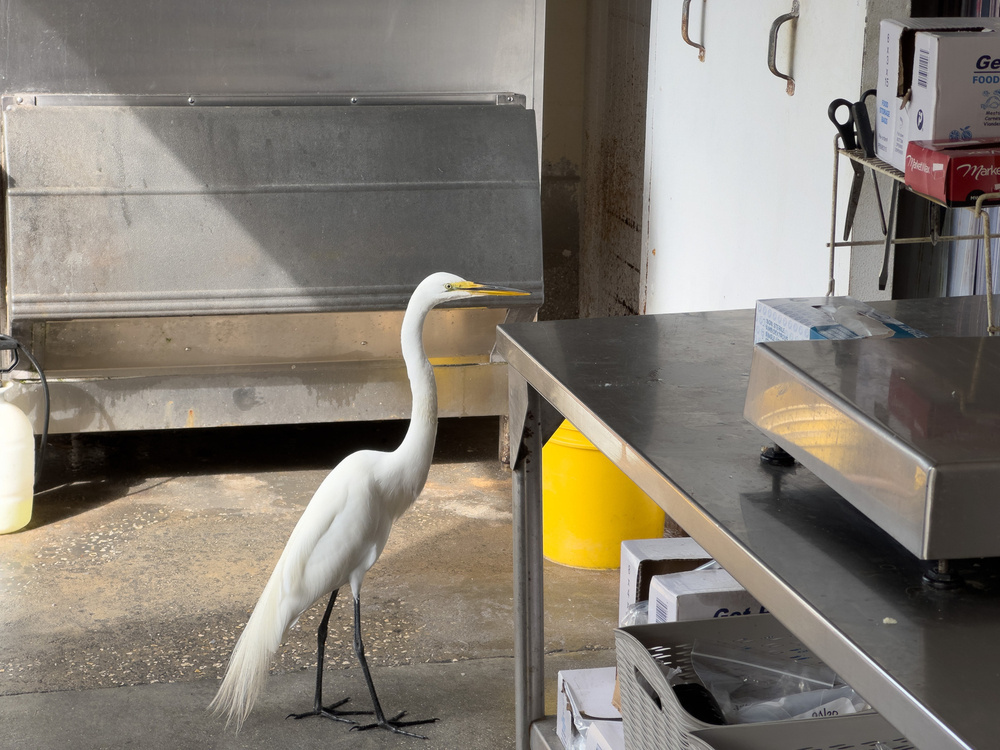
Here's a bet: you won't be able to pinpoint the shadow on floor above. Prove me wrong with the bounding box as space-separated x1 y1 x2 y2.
27 416 502 529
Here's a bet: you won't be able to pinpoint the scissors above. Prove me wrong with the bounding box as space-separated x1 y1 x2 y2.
829 98 864 240
828 91 888 240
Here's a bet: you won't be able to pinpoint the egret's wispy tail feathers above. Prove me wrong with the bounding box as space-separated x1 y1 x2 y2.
210 571 287 731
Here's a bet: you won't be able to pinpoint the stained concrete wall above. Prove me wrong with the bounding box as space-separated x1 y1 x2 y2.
539 0 587 321
539 0 651 321
578 0 650 318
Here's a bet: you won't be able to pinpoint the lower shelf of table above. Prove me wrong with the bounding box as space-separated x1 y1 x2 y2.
530 716 560 750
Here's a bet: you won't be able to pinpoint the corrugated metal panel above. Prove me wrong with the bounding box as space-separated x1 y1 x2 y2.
4 103 543 320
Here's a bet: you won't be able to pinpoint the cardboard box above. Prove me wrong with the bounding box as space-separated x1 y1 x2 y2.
618 538 711 625
905 138 1000 205
585 720 625 750
556 667 621 750
648 568 768 623
753 297 927 345
877 18 1000 171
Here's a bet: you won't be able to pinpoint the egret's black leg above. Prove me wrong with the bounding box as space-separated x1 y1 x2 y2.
350 594 438 738
287 588 371 724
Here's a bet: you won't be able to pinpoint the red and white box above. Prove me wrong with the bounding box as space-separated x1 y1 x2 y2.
905 139 1000 206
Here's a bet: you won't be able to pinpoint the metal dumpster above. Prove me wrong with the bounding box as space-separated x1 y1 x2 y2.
0 0 544 433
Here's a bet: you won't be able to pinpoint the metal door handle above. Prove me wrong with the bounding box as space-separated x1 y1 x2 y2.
681 0 706 62
767 0 799 95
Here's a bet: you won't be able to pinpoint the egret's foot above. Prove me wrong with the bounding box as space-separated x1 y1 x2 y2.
351 711 439 739
286 697 372 724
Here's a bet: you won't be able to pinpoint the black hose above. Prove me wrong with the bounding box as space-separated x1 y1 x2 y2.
0 334 50 483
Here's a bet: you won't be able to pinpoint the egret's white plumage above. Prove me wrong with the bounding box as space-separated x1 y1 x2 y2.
210 272 528 733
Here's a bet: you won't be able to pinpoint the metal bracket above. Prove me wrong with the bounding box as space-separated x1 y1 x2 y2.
497 93 527 107
491 307 538 363
506 372 560 469
973 193 1000 336
2 95 36 109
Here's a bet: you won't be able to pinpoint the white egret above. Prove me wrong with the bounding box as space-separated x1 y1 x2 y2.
210 272 529 737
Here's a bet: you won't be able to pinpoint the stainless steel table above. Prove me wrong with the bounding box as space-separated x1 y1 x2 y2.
497 296 1000 750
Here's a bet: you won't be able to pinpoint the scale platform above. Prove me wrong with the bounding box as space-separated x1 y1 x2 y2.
745 335 1000 560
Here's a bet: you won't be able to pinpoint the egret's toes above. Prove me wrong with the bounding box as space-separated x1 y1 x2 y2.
286 697 372 724
351 713 439 739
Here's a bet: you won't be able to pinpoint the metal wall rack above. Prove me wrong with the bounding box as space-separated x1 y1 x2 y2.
829 139 1000 334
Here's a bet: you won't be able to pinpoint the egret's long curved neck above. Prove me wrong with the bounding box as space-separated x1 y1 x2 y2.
394 297 439 482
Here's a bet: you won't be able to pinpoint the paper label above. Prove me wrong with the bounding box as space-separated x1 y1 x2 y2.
792 696 859 720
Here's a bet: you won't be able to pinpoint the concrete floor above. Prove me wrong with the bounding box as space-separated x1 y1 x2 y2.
0 417 618 748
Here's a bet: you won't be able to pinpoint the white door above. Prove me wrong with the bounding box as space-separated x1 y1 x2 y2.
641 0 869 314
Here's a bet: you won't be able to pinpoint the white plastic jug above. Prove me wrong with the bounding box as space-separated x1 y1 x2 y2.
0 399 34 533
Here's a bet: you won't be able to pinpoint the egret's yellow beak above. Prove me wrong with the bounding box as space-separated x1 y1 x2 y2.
450 281 531 296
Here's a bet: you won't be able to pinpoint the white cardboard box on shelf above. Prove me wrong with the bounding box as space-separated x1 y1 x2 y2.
619 537 712 625
585 719 626 750
648 567 768 623
876 17 1000 171
556 667 621 750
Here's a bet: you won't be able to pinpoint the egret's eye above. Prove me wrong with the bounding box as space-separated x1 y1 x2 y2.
445 283 456 291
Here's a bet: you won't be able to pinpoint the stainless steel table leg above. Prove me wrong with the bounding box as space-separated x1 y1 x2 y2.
511 375 545 750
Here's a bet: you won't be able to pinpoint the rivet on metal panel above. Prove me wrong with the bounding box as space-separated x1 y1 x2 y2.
187 97 196 105
350 97 359 104
497 93 526 107
4 94 35 108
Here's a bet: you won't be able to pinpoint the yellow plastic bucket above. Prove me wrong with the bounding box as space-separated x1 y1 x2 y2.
542 420 665 569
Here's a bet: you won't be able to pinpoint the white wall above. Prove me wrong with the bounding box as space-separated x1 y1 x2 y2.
641 0 872 314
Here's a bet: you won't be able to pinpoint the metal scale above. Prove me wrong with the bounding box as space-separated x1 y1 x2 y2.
746 332 1000 562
